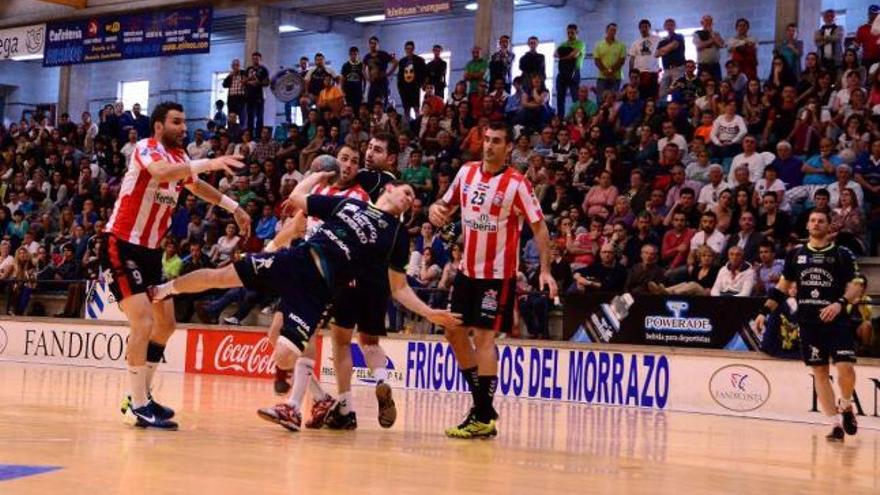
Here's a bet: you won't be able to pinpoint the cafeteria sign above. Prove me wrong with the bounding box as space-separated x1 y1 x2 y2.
43 6 212 67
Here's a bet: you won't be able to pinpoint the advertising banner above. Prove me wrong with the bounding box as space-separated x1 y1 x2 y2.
84 278 127 321
184 328 322 380
0 319 186 371
384 0 451 19
0 24 45 60
43 6 212 67
563 292 764 349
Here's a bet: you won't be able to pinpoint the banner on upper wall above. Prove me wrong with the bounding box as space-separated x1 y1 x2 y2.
384 0 451 19
42 6 212 67
563 292 765 350
0 24 45 60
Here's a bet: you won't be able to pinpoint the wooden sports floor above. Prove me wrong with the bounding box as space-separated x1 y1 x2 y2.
1 362 878 495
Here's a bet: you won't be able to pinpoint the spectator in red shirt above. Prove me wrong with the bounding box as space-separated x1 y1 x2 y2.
855 5 880 68
661 210 695 269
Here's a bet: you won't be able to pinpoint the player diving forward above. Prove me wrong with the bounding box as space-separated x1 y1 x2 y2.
755 209 864 442
102 101 250 430
149 168 462 431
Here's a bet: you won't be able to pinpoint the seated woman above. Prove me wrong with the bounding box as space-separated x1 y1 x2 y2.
6 246 36 315
649 245 719 296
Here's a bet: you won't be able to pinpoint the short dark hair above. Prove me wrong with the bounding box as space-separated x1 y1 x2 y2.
433 44 442 50
372 131 399 155
606 23 617 30
369 36 379 43
814 188 830 199
486 121 514 143
639 19 651 28
528 36 538 42
680 187 695 197
701 211 717 220
252 51 262 57
405 41 415 48
567 24 578 31
809 209 831 222
349 46 359 53
150 101 184 131
315 52 324 58
759 239 776 250
762 191 778 200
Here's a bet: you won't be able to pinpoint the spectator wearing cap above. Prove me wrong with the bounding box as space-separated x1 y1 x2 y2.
857 5 880 68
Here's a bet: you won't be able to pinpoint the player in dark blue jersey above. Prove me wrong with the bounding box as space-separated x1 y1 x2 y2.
756 209 864 442
149 169 461 431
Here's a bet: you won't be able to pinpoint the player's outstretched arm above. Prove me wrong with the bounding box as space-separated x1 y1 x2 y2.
147 155 245 183
388 269 462 329
287 171 337 213
428 200 457 227
266 211 306 253
186 178 251 239
755 277 793 332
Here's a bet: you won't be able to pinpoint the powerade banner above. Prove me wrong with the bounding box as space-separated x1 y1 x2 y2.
43 6 212 67
563 292 765 350
384 0 451 19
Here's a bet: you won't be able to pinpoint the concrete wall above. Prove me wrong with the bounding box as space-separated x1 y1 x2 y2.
0 60 59 125
0 0 820 129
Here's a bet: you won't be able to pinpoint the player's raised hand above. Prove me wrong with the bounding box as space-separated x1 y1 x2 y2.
428 203 452 227
426 309 462 329
209 155 246 175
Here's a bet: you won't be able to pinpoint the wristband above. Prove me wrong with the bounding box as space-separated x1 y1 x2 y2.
767 287 786 305
838 297 849 306
265 240 278 253
190 159 212 177
219 195 239 214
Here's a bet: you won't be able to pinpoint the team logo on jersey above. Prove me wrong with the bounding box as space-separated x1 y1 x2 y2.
481 290 499 314
491 192 505 206
251 256 274 272
811 289 820 299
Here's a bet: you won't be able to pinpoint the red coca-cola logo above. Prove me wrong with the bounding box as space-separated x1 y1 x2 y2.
214 334 275 375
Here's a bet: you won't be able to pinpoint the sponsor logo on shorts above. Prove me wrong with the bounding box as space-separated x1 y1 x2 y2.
709 364 771 412
250 256 274 272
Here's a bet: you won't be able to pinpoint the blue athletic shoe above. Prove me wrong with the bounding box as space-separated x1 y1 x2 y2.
121 395 175 420
131 403 179 430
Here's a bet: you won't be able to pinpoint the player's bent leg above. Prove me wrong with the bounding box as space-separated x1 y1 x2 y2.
151 264 243 301
269 312 293 395
835 361 858 435
360 333 396 428
813 365 844 441
258 335 305 432
324 324 357 430
119 294 177 430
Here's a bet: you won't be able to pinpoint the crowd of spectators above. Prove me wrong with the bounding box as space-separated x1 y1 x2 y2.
0 11 878 350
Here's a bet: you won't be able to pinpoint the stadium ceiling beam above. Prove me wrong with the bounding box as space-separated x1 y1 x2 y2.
280 10 364 37
35 0 87 8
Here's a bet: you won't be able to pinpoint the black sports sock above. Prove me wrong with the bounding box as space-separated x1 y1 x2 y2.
476 375 498 423
146 341 166 363
461 367 480 407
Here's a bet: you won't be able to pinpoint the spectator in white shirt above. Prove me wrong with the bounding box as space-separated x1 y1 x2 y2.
753 164 787 209
710 101 747 158
658 120 688 160
711 245 755 296
826 164 864 207
698 164 730 211
728 135 774 184
186 129 212 159
120 129 138 162
687 210 728 267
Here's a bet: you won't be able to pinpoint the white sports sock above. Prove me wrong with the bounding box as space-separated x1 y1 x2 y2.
128 365 148 409
361 344 388 383
309 375 330 402
338 391 353 415
144 362 158 395
288 357 315 412
839 397 853 410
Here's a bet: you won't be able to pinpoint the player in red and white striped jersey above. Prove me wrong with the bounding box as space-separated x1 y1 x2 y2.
429 122 557 439
103 102 249 430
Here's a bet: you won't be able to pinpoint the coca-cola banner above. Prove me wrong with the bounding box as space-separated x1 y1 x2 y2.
562 292 765 350
0 319 186 371
185 328 322 380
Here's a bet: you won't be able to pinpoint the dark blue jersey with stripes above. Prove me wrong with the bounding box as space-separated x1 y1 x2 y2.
781 242 858 324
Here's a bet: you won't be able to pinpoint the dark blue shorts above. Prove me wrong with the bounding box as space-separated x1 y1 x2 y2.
799 317 857 366
233 246 332 350
330 280 390 335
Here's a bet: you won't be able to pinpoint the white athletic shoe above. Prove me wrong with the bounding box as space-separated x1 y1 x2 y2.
223 316 241 326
